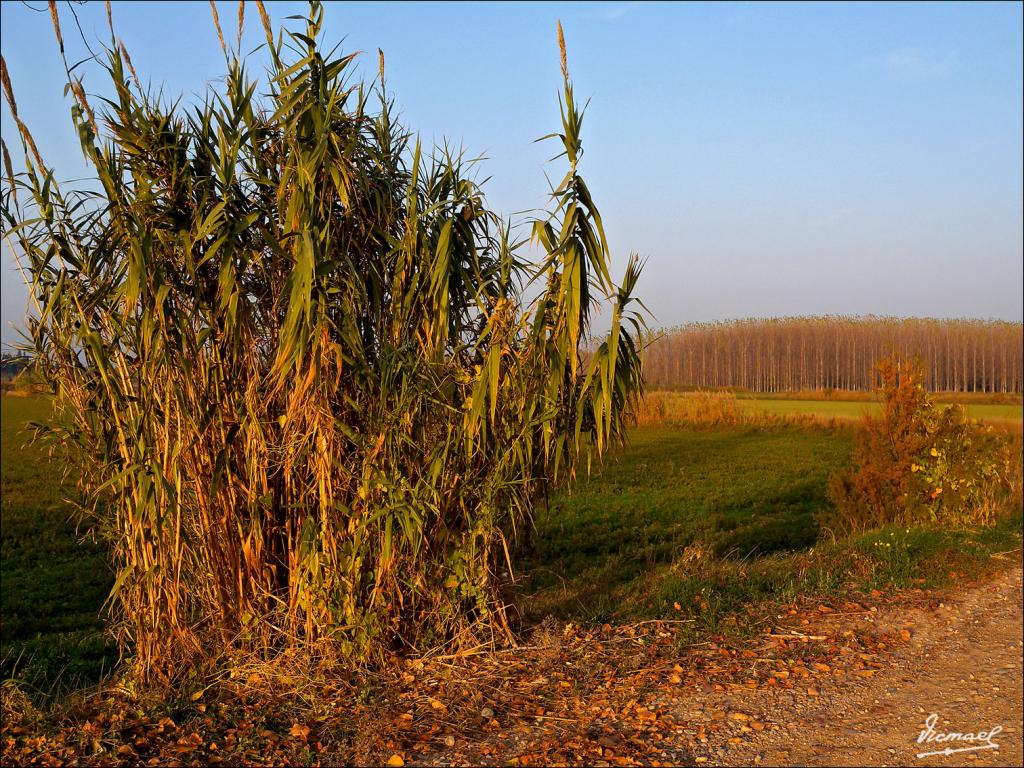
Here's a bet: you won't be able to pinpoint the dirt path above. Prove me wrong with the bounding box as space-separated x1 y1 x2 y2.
669 566 1023 767
397 565 1024 768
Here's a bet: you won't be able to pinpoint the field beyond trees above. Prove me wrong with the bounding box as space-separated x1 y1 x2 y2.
737 397 1022 424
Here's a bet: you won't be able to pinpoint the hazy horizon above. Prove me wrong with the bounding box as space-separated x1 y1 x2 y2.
2 1 1022 350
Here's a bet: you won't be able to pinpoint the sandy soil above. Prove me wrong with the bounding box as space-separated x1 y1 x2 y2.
664 566 1023 767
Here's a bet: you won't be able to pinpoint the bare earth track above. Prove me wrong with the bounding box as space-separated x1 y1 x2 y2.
415 565 1024 767
671 566 1024 767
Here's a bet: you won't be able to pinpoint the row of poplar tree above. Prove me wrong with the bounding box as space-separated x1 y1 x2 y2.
643 316 1023 393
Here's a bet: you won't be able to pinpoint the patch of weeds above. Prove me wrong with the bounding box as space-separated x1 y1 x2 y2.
850 515 1022 592
1 630 118 702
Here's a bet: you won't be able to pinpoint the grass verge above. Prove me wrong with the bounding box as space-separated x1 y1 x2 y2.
0 395 116 699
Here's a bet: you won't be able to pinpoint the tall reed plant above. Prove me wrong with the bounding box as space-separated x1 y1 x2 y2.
0 2 647 682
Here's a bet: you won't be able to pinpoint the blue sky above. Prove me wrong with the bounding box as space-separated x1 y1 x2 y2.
1 1 1021 348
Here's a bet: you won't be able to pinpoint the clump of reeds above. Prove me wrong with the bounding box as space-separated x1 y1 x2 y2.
0 2 647 683
634 390 846 429
634 391 744 427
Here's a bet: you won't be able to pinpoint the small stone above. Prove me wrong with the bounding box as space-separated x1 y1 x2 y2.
480 707 495 720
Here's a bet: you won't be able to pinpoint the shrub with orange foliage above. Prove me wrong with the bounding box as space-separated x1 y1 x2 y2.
822 356 1021 536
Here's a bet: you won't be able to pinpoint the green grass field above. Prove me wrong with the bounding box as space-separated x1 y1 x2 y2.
2 395 1021 701
0 396 116 697
519 425 852 620
517 422 1023 639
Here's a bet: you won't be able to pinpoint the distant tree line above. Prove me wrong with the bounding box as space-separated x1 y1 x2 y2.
643 317 1024 393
